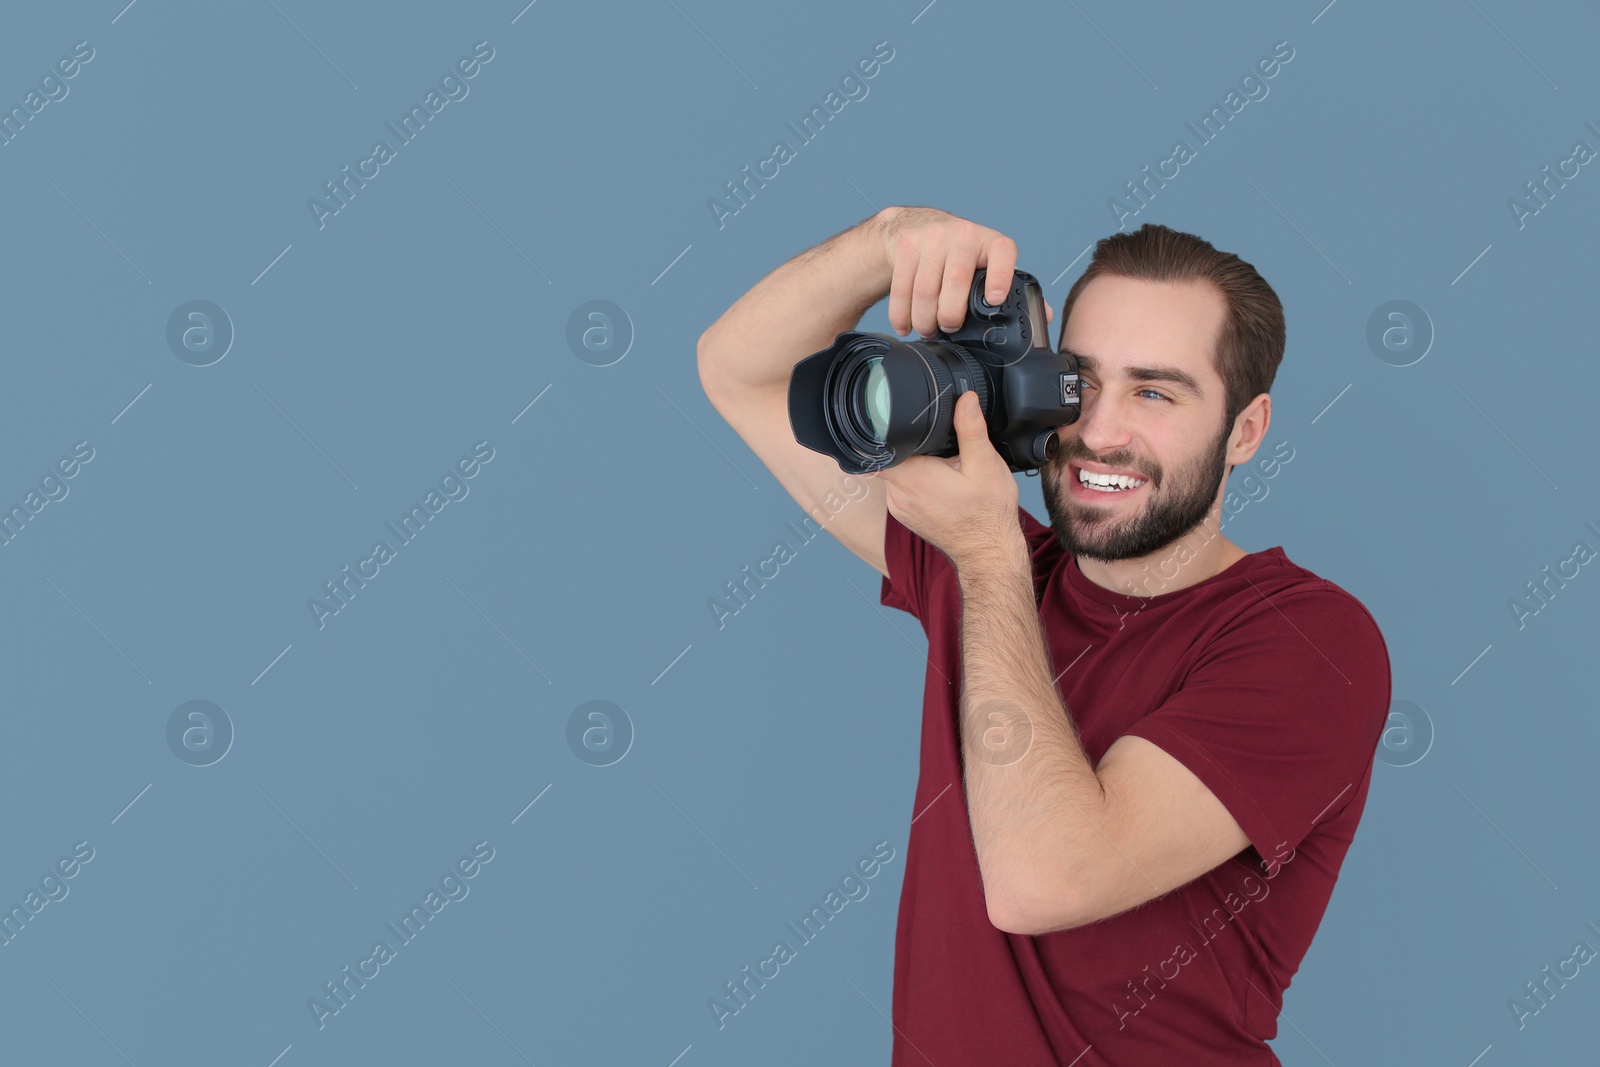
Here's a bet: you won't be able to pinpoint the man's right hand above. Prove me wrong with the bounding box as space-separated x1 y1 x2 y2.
875 206 1052 340
698 206 1051 582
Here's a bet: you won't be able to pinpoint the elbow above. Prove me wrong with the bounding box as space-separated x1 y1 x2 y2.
694 330 712 373
695 334 722 404
986 894 1034 935
985 876 1093 937
696 331 739 409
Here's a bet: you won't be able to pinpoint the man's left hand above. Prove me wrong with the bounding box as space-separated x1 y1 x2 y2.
876 390 1026 574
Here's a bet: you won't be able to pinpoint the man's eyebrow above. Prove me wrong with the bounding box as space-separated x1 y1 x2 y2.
1062 348 1204 399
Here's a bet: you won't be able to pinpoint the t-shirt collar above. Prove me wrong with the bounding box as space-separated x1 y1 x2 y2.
1061 544 1288 612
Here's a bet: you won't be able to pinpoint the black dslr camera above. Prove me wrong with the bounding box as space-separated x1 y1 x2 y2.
788 268 1079 475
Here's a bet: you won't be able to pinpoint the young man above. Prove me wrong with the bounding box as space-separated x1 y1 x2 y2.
697 207 1391 1065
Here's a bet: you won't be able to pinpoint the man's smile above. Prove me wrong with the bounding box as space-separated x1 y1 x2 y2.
1065 461 1151 504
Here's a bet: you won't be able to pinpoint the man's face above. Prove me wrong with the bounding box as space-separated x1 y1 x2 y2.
1041 274 1232 564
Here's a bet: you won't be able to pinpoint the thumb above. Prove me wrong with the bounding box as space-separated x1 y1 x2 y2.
952 390 988 452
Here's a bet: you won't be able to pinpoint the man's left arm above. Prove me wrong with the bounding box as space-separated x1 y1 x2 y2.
954 533 1251 936
875 390 1387 936
875 391 1256 936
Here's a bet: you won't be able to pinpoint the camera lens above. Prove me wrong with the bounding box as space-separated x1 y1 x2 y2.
786 268 1080 476
818 336 990 471
852 356 891 442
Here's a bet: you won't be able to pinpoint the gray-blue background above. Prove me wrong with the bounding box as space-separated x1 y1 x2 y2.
2 0 1595 1064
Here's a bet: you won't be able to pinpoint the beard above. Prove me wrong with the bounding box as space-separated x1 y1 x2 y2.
1041 417 1231 564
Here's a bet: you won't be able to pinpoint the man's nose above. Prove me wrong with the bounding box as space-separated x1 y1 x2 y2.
1072 390 1133 455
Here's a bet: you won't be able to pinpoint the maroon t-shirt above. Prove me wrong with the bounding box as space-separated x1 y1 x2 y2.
879 505 1391 1066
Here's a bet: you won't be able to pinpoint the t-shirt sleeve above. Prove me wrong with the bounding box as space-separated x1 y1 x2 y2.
1121 587 1392 872
880 505 1055 624
879 508 940 622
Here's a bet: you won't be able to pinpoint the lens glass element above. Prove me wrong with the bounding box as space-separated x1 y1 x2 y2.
855 356 891 442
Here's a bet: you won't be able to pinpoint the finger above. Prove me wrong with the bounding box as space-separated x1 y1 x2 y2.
1045 301 1054 324
877 456 922 500
952 390 991 458
909 239 948 337
885 453 935 480
880 447 932 475
980 235 1018 307
887 231 920 335
937 231 982 333
937 262 973 334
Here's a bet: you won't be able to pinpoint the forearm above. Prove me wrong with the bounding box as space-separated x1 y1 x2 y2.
956 538 1108 922
697 211 890 397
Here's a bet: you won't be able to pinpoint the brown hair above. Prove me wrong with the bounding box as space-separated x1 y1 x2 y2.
1059 222 1285 434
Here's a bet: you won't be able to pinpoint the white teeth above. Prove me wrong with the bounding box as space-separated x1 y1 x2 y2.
1077 467 1145 490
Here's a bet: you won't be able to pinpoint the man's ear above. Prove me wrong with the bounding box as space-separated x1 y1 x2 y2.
1226 393 1271 466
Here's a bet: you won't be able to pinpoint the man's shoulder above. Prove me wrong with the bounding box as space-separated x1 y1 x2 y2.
1201 548 1392 696
1242 547 1385 633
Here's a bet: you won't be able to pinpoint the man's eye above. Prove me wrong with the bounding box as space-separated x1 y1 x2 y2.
1080 381 1170 402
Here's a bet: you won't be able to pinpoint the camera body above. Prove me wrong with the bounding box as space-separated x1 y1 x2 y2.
788 268 1080 475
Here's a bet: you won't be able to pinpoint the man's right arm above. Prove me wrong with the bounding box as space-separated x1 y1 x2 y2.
696 211 896 578
696 206 1028 580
